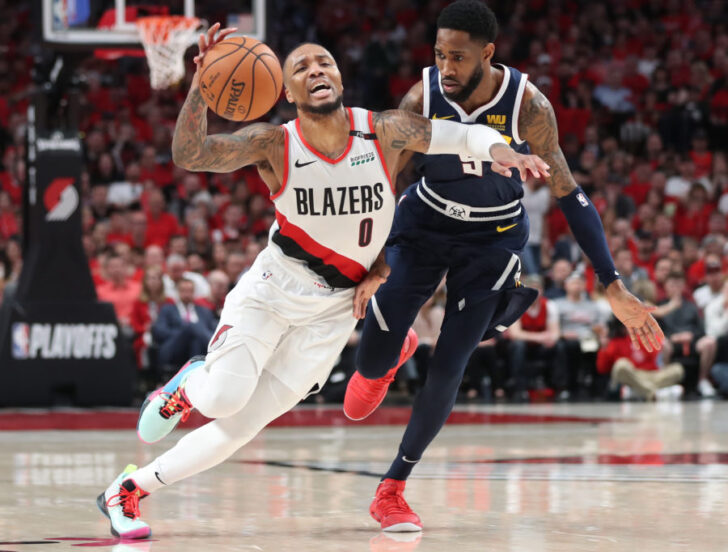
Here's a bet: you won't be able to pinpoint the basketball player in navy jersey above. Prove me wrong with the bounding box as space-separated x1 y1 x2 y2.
95 24 549 539
345 0 665 532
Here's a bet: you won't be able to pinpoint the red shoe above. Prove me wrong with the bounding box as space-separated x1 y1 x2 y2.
344 328 418 421
369 478 422 532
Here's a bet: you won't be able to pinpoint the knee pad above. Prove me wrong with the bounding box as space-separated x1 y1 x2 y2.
188 344 260 419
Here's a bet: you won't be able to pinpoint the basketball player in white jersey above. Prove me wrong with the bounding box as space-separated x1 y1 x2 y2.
96 24 550 538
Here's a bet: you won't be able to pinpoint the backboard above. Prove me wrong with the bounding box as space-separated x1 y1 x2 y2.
42 0 266 50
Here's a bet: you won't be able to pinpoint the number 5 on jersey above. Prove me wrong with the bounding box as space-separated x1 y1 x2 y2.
459 153 483 177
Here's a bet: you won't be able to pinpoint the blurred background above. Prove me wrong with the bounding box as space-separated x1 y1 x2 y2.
0 0 727 407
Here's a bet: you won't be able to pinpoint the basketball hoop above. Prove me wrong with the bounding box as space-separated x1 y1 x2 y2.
137 16 206 90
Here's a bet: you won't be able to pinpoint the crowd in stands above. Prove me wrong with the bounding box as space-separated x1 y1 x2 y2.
1 0 727 401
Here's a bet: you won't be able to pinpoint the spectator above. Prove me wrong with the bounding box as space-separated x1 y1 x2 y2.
188 220 212 260
225 251 247 284
163 254 210 300
107 162 143 207
1 235 21 284
665 157 706 200
593 67 635 114
187 253 207 274
143 244 165 271
520 178 550 274
506 274 559 402
168 234 188 257
197 269 230 319
675 183 714 240
652 257 675 302
544 258 573 299
89 184 110 221
96 251 142 333
693 255 725 311
211 203 245 244
106 207 132 246
613 249 649 294
152 278 217 368
145 188 180 248
0 190 18 241
654 271 717 398
597 318 683 400
707 281 728 397
553 272 607 400
130 266 167 369
128 209 148 250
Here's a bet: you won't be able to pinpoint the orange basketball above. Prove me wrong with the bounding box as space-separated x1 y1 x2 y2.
199 36 283 122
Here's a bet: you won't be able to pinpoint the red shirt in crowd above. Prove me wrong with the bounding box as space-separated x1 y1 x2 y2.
145 211 181 248
674 203 714 240
139 163 174 188
689 151 713 178
0 211 18 240
96 278 142 326
597 335 660 374
0 172 22 205
521 296 549 332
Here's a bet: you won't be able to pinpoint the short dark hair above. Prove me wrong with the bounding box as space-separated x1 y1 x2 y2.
437 0 498 44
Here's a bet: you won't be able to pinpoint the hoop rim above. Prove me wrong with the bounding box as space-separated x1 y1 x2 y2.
136 15 202 43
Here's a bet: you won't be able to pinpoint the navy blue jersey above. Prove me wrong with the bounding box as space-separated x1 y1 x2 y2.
413 64 530 208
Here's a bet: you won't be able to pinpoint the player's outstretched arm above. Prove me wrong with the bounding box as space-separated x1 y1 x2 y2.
518 82 664 352
372 109 550 181
171 23 285 174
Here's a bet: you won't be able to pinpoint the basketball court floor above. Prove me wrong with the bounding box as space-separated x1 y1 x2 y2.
1 401 727 551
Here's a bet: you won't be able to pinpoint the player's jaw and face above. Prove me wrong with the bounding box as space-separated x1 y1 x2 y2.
283 44 344 115
434 29 494 103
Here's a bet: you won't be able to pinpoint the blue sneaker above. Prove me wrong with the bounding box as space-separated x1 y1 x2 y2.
97 464 151 539
137 355 205 444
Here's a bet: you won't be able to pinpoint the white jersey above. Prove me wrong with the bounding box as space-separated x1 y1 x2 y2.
270 107 396 288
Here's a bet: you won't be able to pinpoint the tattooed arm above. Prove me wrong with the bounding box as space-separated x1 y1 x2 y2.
518 81 664 352
517 82 576 198
171 83 285 176
393 82 423 193
372 108 549 182
171 22 285 185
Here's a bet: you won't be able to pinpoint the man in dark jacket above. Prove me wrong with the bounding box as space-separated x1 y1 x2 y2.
152 278 217 367
654 271 717 397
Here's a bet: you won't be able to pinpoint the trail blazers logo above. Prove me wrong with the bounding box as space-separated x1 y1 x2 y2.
209 324 233 352
44 177 79 221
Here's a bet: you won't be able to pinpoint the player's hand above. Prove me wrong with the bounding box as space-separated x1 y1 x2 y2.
353 264 391 319
193 22 238 69
490 144 550 180
606 280 664 352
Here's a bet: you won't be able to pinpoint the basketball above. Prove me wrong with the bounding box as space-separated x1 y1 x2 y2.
199 36 283 122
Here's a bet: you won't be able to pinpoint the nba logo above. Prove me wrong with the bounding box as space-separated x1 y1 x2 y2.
576 193 589 207
11 323 29 359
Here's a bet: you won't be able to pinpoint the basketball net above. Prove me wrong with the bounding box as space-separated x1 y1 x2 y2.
137 16 206 90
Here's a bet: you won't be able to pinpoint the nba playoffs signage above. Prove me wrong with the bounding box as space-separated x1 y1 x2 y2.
12 322 118 360
0 125 133 406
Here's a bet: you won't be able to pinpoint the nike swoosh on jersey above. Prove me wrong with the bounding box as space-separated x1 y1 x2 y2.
496 223 518 233
295 159 317 168
432 113 454 120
